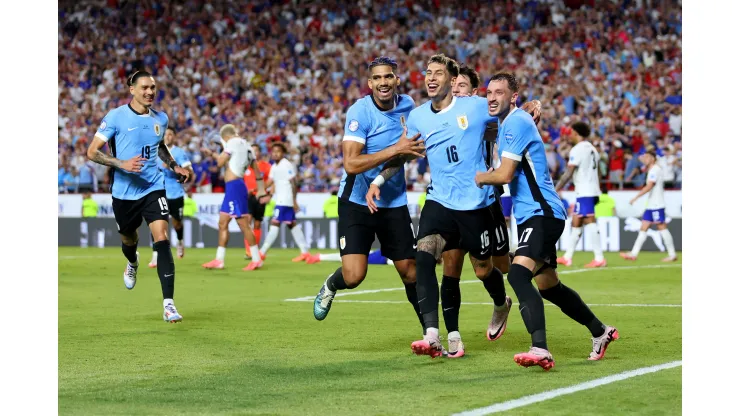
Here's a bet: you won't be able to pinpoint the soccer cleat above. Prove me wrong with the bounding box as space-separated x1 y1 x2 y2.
584 259 607 268
163 303 183 323
662 256 677 263
556 257 572 267
514 347 555 371
260 251 266 261
202 259 224 269
446 333 465 358
177 242 184 259
242 260 263 271
487 296 512 341
620 252 637 261
313 282 336 320
292 252 311 262
148 260 157 268
411 333 445 358
123 252 139 290
306 254 322 264
588 326 619 361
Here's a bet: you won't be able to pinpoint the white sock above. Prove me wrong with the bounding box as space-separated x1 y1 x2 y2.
290 226 309 254
260 225 280 254
448 330 461 340
660 229 676 257
163 298 173 307
564 226 582 260
585 223 604 262
216 246 226 261
631 231 648 257
151 251 158 263
425 327 439 339
320 253 342 261
250 245 261 261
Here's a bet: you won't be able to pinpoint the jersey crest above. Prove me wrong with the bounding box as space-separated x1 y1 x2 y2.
154 124 161 136
457 114 468 130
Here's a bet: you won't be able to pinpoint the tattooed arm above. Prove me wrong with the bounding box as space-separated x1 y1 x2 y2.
87 136 143 173
364 155 412 213
158 141 191 183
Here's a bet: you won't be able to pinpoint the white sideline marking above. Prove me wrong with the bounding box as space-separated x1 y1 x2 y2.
284 264 682 302
289 299 681 308
451 360 682 415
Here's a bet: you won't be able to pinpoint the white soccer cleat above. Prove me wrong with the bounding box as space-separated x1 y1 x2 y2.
163 302 183 323
445 331 465 358
177 241 185 259
123 252 139 290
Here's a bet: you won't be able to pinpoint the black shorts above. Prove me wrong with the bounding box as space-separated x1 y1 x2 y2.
248 193 266 221
168 196 184 222
487 199 510 256
338 199 415 261
514 216 565 270
112 190 169 235
417 200 507 259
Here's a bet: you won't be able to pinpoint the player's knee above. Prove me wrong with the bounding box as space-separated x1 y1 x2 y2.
534 267 559 291
341 264 367 289
121 233 138 246
493 255 510 274
395 260 416 284
416 235 444 260
471 258 494 280
507 263 534 290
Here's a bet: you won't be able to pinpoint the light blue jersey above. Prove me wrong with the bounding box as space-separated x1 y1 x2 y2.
158 145 191 200
406 96 496 211
338 94 414 208
497 108 566 224
95 104 168 200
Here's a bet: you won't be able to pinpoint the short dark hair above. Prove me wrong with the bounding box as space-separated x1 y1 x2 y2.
166 126 176 134
271 142 287 153
127 70 153 86
572 122 591 138
489 72 519 93
368 56 398 72
458 65 481 89
427 54 460 78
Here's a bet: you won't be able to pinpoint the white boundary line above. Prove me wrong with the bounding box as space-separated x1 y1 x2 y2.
451 360 682 415
284 264 682 302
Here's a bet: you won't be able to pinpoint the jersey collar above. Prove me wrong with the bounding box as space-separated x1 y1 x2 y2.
499 107 520 129
128 103 151 117
370 94 399 112
433 96 457 114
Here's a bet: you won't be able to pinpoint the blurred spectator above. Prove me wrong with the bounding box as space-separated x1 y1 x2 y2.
81 192 98 217
595 186 617 218
323 190 339 218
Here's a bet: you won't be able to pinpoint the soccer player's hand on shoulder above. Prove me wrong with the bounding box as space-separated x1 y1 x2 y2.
365 184 382 214
394 126 425 158
174 166 190 183
120 155 146 173
521 100 542 124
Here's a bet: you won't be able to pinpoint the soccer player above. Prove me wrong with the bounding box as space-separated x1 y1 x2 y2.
311 57 426 329
202 124 267 271
86 70 191 323
257 142 313 261
620 148 677 262
244 143 272 259
369 54 513 358
555 122 607 268
149 127 195 267
475 72 618 370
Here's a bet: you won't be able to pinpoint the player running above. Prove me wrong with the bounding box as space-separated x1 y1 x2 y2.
244 143 271 260
555 122 607 268
148 127 195 267
257 142 313 261
86 70 190 323
620 148 677 262
312 57 426 330
202 124 267 271
475 72 619 370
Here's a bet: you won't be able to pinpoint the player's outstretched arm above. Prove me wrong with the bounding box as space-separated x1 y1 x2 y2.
87 136 144 173
158 141 191 183
342 127 424 175
555 165 576 193
475 157 518 188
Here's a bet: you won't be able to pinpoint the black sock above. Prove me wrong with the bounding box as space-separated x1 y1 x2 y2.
507 264 547 350
481 267 506 307
415 251 439 331
122 242 138 264
539 281 605 338
175 226 184 241
404 283 424 330
153 240 175 299
326 267 347 291
440 276 461 333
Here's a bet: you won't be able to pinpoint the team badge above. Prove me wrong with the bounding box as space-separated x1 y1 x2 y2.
154 124 161 135
505 132 514 144
340 236 346 250
348 120 359 132
98 121 106 131
457 115 468 130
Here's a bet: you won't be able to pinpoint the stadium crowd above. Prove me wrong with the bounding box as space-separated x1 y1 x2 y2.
58 0 682 194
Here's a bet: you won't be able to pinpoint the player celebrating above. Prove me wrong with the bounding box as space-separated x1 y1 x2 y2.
555 122 607 268
257 142 313 261
202 124 267 271
86 70 190 323
475 72 618 370
148 127 195 267
620 148 677 262
244 143 272 259
312 57 426 330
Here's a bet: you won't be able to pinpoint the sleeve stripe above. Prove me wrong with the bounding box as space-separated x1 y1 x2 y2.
502 151 522 162
343 135 366 144
180 161 192 168
94 132 110 142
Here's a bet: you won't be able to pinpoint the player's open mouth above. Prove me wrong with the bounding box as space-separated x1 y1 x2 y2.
489 103 499 112
427 83 438 93
378 87 391 94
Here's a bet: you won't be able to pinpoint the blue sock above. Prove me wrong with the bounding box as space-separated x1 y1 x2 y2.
368 250 388 265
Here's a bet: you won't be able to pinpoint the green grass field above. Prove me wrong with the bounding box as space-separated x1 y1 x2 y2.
59 247 681 415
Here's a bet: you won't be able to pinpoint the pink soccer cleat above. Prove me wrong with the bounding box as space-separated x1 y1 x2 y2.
202 259 224 269
148 260 157 268
445 333 465 359
292 252 311 262
242 260 263 271
556 257 572 267
487 296 512 341
411 333 444 359
584 259 607 268
662 256 677 263
514 347 555 371
306 254 322 264
620 252 637 261
589 326 620 361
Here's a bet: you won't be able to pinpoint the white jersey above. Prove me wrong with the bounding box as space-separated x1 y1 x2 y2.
224 137 255 177
567 141 601 197
269 158 297 206
645 165 665 209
